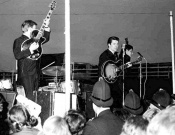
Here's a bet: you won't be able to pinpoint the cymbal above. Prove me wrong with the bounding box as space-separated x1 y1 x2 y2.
42 66 65 76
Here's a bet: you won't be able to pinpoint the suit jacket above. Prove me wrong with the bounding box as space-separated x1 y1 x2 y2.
98 49 118 77
83 109 124 135
13 31 50 78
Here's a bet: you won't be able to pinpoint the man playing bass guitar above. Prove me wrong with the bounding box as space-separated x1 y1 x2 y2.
13 19 51 101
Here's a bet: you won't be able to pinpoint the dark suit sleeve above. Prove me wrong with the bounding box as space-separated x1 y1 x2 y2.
83 121 98 135
42 30 51 45
98 53 110 77
13 38 31 60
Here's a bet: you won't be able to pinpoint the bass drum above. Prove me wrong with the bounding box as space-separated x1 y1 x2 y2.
0 79 13 90
60 80 79 94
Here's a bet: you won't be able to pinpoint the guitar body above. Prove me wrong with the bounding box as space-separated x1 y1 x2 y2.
101 60 122 83
21 29 46 60
101 57 142 83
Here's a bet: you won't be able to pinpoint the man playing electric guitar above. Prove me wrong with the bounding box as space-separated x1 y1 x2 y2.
98 37 134 110
13 19 51 102
98 36 123 110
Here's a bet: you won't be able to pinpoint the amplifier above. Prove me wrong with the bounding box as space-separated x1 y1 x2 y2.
36 90 77 125
36 91 54 125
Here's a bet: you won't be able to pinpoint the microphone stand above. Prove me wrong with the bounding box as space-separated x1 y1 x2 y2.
137 52 143 99
139 59 142 99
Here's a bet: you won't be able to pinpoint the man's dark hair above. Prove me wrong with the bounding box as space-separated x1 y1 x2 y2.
107 36 119 45
21 20 37 28
125 44 133 51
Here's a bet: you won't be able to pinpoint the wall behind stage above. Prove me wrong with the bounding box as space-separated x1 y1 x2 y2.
0 0 174 72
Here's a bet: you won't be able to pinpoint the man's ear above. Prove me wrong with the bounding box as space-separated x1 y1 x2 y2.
22 25 28 33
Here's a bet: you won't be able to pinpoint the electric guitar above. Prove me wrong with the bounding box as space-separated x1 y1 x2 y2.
21 0 56 60
101 56 142 83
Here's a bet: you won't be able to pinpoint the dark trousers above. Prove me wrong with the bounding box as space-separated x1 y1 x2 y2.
19 74 38 102
109 80 123 109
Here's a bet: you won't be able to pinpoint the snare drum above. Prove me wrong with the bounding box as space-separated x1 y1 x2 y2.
0 79 13 90
60 80 78 93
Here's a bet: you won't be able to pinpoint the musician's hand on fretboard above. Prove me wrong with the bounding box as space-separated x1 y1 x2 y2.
126 62 132 68
43 18 50 27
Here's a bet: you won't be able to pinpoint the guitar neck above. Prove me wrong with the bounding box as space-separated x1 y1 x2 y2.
120 60 140 69
36 9 53 39
131 60 139 65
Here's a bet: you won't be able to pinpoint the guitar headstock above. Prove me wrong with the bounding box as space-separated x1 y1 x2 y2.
49 0 57 10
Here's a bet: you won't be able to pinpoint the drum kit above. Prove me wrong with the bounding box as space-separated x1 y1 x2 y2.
41 66 79 94
0 64 90 93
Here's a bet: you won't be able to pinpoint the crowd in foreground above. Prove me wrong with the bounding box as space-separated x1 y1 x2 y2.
0 79 175 135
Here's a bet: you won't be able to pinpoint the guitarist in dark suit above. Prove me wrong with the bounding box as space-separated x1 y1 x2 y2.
98 36 123 110
13 19 51 101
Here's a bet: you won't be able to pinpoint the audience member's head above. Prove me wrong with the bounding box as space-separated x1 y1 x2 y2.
147 106 175 135
151 88 171 110
123 89 143 116
121 115 149 135
91 80 113 113
8 104 38 133
40 115 71 135
143 88 170 122
0 93 10 135
64 109 86 135
114 108 133 121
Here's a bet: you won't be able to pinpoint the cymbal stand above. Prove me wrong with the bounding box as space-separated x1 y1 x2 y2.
55 66 60 91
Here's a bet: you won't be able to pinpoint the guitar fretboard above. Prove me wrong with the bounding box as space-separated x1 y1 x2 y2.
36 9 53 40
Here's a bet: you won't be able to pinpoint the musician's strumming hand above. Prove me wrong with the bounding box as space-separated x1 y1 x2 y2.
126 62 132 68
29 42 39 54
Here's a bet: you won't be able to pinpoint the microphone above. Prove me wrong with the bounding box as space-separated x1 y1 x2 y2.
137 52 143 57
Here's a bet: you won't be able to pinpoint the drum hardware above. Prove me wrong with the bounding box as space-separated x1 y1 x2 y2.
60 80 79 94
42 66 65 76
42 65 65 91
39 86 59 92
42 64 98 83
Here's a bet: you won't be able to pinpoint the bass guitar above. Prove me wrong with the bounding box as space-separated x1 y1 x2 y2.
101 56 142 83
21 0 56 60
